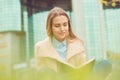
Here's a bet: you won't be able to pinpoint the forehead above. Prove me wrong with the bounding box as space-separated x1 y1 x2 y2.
52 15 68 24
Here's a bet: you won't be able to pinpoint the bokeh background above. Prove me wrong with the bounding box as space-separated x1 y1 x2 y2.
0 0 120 80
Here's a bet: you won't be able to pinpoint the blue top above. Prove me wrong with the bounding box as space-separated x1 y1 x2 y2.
52 37 67 61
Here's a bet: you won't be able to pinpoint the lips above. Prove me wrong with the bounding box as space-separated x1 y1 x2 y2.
59 32 65 35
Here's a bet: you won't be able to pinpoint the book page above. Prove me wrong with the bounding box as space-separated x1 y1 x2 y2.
57 58 95 74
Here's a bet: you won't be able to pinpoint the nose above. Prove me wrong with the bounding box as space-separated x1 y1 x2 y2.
60 26 64 31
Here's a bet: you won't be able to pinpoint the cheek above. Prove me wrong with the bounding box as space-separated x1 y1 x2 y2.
52 28 59 34
66 27 69 35
65 26 69 31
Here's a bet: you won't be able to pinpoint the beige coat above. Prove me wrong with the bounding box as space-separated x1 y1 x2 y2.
35 37 86 72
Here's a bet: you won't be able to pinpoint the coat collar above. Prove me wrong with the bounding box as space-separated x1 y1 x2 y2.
39 37 84 63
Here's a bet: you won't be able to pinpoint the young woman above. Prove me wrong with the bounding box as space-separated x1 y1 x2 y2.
35 7 86 72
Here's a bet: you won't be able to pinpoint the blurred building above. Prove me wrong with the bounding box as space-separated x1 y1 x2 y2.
0 0 120 79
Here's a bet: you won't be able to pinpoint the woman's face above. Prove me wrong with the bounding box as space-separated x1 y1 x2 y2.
52 15 69 42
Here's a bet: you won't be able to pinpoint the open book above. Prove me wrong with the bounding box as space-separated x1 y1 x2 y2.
37 58 95 80
57 58 95 79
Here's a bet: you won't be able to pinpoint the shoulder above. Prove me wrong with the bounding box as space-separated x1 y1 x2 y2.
35 37 50 48
69 37 84 45
75 37 84 45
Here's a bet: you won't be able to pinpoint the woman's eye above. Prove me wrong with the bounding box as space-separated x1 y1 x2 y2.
63 23 68 26
55 24 60 27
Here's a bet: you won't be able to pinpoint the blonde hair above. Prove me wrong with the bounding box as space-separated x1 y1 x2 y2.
46 7 76 40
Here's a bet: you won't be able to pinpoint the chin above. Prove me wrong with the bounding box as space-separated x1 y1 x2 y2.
60 38 65 41
60 36 65 39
